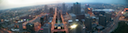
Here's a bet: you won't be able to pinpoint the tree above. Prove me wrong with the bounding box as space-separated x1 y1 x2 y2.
111 21 128 33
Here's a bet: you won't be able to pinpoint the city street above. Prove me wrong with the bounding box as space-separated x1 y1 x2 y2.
51 8 68 33
0 1 128 33
99 10 122 33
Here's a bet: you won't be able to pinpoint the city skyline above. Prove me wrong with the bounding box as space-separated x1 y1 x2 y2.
0 2 128 33
0 0 127 10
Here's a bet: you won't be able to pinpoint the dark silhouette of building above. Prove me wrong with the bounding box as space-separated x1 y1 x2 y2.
62 3 66 14
84 14 92 32
73 2 81 15
43 23 51 33
26 23 35 33
85 4 90 13
105 13 112 23
40 16 47 26
76 22 83 33
93 11 99 16
45 5 48 13
99 14 106 27
68 6 73 13
76 15 85 23
49 8 54 17
57 7 61 11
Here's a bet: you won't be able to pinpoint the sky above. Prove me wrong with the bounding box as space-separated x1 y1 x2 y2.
0 0 127 10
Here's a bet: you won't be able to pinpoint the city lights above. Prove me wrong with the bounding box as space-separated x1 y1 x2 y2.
122 11 124 14
70 24 77 28
0 0 127 33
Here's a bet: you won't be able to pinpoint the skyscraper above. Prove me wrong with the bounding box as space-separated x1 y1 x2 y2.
85 4 90 13
75 20 83 33
73 2 81 15
18 22 24 33
45 5 48 13
43 23 51 33
49 8 54 17
26 23 35 33
99 14 106 27
105 13 112 23
40 16 47 26
84 14 92 32
68 6 73 13
62 3 66 14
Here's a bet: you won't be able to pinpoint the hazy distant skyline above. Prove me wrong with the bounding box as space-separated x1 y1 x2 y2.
0 0 127 10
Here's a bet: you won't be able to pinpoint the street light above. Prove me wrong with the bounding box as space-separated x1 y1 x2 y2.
122 11 124 14
70 24 77 28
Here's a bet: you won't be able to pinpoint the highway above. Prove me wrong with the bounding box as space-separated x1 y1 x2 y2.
0 7 92 33
99 10 122 33
22 12 47 32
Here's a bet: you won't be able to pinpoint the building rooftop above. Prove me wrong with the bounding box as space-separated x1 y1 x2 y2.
92 23 97 28
75 19 79 21
85 14 90 18
74 2 80 4
68 20 73 23
91 16 96 19
69 13 76 17
43 23 50 27
97 25 103 29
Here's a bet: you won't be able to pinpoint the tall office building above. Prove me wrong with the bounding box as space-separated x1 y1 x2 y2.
62 3 66 14
18 22 24 33
43 23 51 33
26 23 35 33
85 4 90 13
105 13 112 23
57 7 61 11
68 6 73 13
40 16 47 26
84 14 92 32
49 8 54 17
73 2 81 15
44 5 48 13
99 14 106 27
